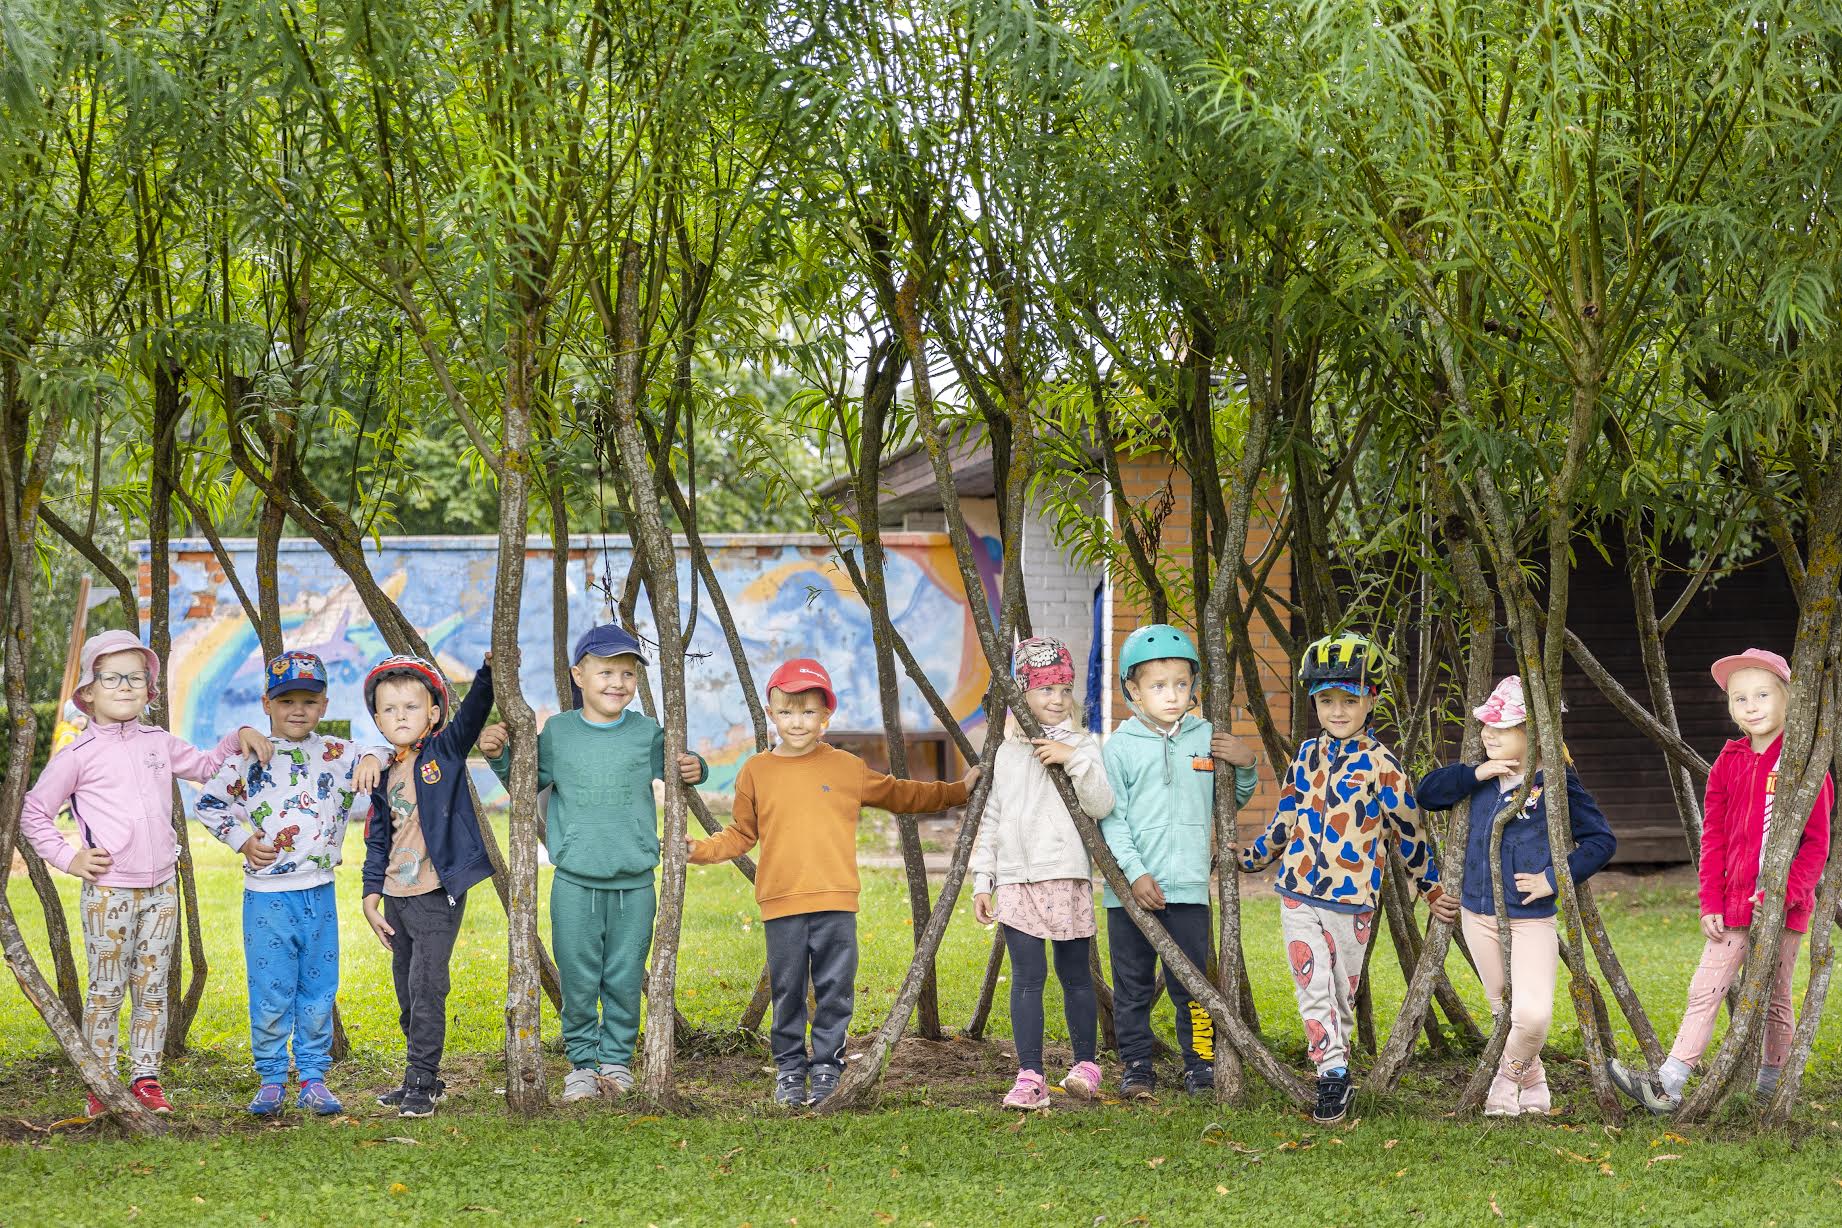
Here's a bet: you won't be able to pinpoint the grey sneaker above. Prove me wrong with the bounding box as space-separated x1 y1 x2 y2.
398 1085 437 1119
377 1078 445 1109
561 1068 601 1104
1120 1065 1157 1100
598 1063 634 1096
808 1066 841 1106
1607 1058 1679 1116
773 1071 809 1107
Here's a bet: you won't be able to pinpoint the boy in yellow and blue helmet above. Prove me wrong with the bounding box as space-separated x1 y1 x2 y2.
1234 631 1457 1124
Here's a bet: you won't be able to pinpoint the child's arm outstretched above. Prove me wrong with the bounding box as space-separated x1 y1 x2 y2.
859 762 976 814
1381 752 1458 921
480 722 556 792
688 770 759 865
165 724 276 783
1237 743 1304 873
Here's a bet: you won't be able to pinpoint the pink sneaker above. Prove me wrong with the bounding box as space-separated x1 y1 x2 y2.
1062 1061 1102 1099
1002 1069 1050 1110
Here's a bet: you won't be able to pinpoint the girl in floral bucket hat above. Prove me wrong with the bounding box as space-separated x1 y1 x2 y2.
1417 674 1615 1117
1609 648 1834 1116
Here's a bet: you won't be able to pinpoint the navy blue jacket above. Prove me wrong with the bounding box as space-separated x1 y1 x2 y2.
1415 763 1615 920
362 660 496 903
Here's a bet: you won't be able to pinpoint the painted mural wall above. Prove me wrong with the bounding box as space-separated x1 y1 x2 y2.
137 534 997 805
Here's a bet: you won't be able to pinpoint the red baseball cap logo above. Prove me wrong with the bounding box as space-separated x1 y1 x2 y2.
766 658 836 711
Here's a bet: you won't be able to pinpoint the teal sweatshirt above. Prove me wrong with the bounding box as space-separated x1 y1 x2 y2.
488 709 708 891
1099 713 1257 908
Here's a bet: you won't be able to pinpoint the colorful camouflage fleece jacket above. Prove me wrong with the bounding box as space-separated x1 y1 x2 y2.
195 734 380 892
1237 729 1440 912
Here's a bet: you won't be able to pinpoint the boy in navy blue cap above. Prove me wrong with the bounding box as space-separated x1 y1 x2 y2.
480 624 707 1103
196 650 386 1116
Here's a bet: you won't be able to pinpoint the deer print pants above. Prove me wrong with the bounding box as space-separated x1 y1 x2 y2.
80 880 179 1080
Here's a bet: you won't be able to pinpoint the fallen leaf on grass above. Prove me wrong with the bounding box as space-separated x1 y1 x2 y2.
389 1183 409 1196
873 1213 894 1225
1007 1114 1028 1133
1654 1132 1689 1146
1384 1138 1398 1149
1146 1156 1165 1169
459 1206 501 1214
1646 1155 1682 1169
1490 1196 1503 1217
1216 1186 1229 1196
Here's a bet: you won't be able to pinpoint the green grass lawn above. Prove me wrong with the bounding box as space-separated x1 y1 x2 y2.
3 823 1840 1226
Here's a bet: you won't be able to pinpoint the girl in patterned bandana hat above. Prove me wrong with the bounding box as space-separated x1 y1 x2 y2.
972 637 1115 1109
1416 675 1615 1117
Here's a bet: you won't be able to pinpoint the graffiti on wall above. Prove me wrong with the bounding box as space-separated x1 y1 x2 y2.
139 534 994 802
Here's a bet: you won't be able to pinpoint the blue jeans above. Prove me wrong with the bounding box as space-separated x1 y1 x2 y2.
243 883 340 1083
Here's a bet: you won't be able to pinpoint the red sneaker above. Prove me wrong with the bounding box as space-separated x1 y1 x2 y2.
129 1078 173 1114
85 1093 105 1119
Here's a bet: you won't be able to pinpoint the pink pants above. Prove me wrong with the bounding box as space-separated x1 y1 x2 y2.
1460 909 1558 1065
1669 927 1801 1069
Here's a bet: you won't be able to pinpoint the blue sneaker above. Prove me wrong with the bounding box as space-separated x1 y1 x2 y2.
297 1079 344 1116
247 1082 286 1116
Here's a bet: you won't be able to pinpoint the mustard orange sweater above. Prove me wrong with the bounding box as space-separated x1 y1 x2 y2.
689 744 970 920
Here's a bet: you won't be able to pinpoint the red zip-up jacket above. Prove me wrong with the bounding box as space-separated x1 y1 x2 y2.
1699 732 1834 933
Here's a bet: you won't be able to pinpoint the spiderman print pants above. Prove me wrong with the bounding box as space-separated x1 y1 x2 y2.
1279 895 1373 1075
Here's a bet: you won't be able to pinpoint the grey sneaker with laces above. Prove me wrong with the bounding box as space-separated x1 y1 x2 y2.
561 1068 601 1104
774 1071 809 1107
598 1062 635 1096
807 1066 841 1105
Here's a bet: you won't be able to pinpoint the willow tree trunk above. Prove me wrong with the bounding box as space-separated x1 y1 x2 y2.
606 239 693 1108
149 361 209 1058
497 310 549 1115
0 395 157 1131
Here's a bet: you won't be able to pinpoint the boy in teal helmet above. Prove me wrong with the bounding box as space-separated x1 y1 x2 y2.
1100 622 1260 1099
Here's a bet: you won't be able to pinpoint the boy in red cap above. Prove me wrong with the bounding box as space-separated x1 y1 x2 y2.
689 657 979 1107
1610 648 1833 1114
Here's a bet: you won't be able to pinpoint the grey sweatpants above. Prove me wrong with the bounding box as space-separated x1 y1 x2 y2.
764 910 857 1075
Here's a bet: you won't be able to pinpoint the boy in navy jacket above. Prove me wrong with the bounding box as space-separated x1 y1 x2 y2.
360 653 496 1118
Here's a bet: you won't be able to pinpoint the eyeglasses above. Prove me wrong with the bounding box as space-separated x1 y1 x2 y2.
94 671 150 691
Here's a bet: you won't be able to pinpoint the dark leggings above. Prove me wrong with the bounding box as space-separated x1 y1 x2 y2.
1003 925 1098 1074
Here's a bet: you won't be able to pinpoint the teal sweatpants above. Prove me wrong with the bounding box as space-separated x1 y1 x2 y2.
550 879 655 1069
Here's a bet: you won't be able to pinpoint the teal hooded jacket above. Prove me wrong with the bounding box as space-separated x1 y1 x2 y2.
1099 713 1258 908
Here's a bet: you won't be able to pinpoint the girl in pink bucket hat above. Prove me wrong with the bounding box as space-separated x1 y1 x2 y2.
18 629 275 1119
1609 648 1833 1115
1417 674 1615 1117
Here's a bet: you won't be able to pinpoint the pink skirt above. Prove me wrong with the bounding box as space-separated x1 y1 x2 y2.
994 878 1097 941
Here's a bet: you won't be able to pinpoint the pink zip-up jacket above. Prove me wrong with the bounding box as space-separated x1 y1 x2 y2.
1699 732 1834 933
21 721 247 888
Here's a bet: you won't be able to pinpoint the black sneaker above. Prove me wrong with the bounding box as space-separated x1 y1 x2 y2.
376 1079 446 1109
1120 1065 1157 1100
1182 1067 1214 1096
398 1085 438 1119
808 1066 841 1106
1313 1071 1354 1124
773 1071 809 1108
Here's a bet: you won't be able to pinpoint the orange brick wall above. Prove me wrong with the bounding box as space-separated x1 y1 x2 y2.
1107 450 1294 836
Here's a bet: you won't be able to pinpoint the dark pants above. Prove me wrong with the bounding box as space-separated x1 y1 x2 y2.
765 910 857 1075
1002 925 1097 1074
1107 903 1213 1075
385 891 467 1086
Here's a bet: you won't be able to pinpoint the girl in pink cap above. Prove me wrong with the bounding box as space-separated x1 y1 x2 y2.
1417 675 1615 1116
1608 648 1834 1114
19 630 274 1118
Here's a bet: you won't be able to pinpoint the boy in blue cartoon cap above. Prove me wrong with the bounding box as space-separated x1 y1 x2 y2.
196 650 387 1116
480 624 708 1103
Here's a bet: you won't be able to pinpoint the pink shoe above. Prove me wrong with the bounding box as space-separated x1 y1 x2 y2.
1002 1069 1050 1110
1062 1061 1102 1099
1517 1057 1552 1115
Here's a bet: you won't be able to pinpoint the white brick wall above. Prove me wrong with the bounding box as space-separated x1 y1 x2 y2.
1020 483 1105 725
